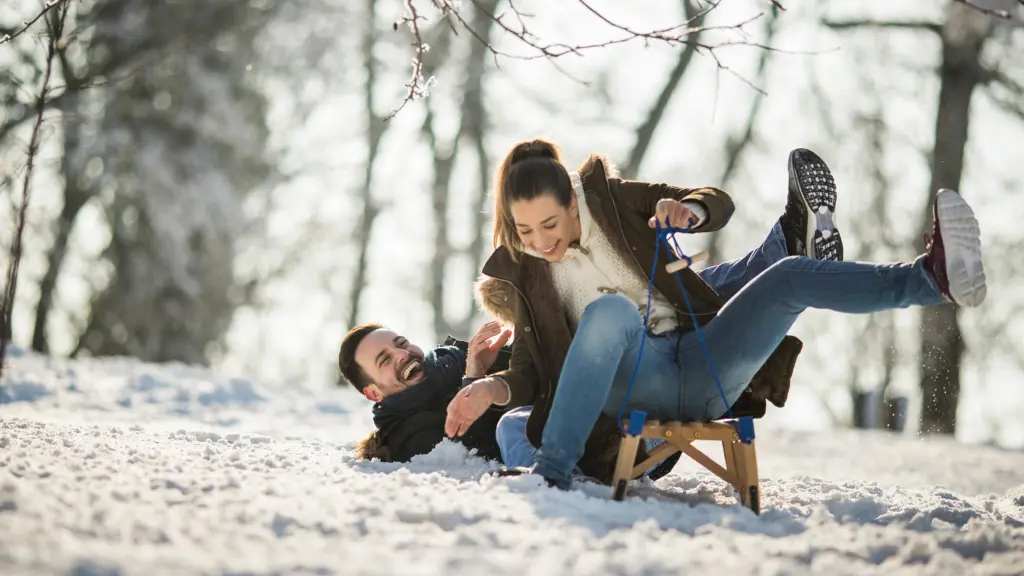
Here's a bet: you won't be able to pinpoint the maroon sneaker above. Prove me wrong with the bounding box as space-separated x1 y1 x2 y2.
923 189 986 307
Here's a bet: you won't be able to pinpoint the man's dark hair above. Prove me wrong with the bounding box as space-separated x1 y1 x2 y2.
339 322 384 392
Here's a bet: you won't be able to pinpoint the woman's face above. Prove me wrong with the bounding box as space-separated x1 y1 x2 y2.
509 192 579 263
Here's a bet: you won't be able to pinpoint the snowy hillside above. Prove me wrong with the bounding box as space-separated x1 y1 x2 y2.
1 348 1022 575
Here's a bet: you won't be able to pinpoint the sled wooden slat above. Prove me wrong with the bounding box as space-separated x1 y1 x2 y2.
612 420 761 514
630 440 680 478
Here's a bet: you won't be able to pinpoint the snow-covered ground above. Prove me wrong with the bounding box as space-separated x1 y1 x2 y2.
1 347 1022 575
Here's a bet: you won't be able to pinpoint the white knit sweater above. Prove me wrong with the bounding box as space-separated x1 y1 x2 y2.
524 172 706 335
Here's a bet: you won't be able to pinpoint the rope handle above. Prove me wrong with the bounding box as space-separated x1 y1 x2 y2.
616 215 734 435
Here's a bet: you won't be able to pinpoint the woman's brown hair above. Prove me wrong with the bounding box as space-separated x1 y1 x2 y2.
492 138 573 260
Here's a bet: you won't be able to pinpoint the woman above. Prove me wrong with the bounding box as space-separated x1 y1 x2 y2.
445 139 986 490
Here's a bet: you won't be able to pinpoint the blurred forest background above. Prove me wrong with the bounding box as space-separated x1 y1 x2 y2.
1 0 1022 447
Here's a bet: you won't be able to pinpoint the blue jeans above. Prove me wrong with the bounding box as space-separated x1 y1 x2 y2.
497 405 670 475
496 223 790 471
524 226 947 488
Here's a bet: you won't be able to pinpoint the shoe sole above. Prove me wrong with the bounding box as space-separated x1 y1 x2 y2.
788 149 843 260
935 189 986 307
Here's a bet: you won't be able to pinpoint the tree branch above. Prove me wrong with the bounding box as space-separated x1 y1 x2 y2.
984 69 1024 120
390 0 806 116
388 0 435 119
0 0 70 46
1 0 68 377
952 0 1020 20
822 19 942 34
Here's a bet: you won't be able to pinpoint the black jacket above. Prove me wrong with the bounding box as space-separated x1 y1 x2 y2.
369 337 512 463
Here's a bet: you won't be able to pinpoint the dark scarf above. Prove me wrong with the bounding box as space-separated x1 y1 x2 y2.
372 346 467 425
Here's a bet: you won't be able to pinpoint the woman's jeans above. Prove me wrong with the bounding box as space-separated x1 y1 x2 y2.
497 222 791 472
497 222 947 488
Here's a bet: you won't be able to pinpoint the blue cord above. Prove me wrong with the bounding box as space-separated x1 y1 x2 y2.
616 217 734 435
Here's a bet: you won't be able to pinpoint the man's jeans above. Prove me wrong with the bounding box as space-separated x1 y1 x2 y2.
496 222 791 470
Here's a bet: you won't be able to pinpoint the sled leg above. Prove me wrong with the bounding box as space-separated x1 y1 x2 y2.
728 439 760 514
612 433 641 501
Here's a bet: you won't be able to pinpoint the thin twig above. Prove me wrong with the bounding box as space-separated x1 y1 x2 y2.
575 0 720 45
952 0 1017 19
387 0 434 119
822 19 942 34
0 0 69 46
0 1 68 377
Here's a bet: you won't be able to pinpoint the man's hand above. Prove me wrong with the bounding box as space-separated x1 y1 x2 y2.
465 320 512 378
445 378 508 438
648 198 696 230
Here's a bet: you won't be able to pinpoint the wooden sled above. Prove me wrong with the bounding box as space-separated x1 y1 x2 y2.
611 413 760 514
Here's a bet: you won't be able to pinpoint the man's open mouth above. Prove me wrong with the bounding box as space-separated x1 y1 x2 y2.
399 358 423 383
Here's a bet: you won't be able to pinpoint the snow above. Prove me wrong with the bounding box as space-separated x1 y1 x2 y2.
1 347 1022 575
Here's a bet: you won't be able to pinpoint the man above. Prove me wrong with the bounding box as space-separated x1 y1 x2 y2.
340 319 513 463
342 317 689 480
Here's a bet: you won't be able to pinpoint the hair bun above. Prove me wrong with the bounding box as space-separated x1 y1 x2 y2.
510 139 559 166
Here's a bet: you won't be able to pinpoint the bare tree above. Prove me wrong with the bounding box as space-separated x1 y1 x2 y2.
846 108 901 430
72 1 274 365
825 1 1024 435
0 0 70 379
347 0 395 328
702 2 781 264
424 0 499 341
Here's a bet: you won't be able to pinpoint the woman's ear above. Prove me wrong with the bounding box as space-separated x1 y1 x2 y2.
569 192 579 218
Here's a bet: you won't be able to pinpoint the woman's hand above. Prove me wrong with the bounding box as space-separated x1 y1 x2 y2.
445 378 508 438
465 320 512 378
648 199 696 230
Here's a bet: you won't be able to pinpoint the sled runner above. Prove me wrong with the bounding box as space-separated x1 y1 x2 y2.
612 414 760 514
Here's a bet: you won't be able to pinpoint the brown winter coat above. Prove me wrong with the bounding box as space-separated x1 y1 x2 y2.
473 154 803 484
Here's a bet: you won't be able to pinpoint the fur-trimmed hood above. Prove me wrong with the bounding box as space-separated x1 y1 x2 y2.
473 153 616 325
473 274 517 325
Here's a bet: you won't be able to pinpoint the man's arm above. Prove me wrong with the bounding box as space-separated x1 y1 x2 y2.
615 178 734 232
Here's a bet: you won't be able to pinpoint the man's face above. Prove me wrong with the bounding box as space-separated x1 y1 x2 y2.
353 328 427 402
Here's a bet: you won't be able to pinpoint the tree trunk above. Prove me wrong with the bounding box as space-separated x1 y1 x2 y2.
428 136 460 339
620 0 701 180
917 7 991 435
425 1 496 341
346 0 387 328
31 93 90 353
704 4 779 264
450 0 499 338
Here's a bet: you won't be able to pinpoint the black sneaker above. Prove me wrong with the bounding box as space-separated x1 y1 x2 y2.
923 189 986 307
488 466 562 488
781 148 843 260
490 466 532 478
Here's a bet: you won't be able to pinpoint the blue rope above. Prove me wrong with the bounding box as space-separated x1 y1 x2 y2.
616 217 734 435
